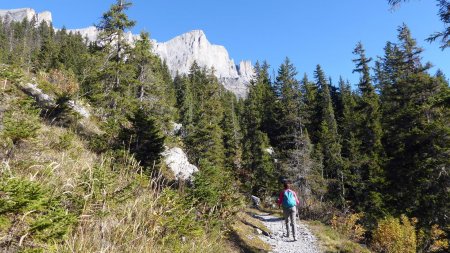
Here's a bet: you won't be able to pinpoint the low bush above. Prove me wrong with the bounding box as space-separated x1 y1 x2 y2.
418 224 449 253
331 212 366 242
189 160 244 222
371 215 416 253
1 98 41 145
0 176 76 252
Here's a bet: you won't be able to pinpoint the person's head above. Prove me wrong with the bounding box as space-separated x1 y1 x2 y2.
283 181 290 189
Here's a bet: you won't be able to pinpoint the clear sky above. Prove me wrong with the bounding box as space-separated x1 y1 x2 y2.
1 0 449 86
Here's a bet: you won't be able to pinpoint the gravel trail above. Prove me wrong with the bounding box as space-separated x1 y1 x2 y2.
254 213 321 253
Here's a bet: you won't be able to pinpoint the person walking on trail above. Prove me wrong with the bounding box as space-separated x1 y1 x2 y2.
277 181 300 241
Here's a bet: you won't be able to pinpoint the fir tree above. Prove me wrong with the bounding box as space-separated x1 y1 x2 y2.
120 108 165 169
314 65 344 206
353 42 386 218
376 25 450 227
184 63 225 167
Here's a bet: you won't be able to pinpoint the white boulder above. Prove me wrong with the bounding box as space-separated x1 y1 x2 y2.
162 147 198 180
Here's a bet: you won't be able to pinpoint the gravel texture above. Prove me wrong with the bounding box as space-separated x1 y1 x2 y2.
254 213 321 253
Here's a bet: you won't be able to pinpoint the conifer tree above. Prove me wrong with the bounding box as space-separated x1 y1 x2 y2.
272 58 315 192
221 91 243 171
314 65 344 206
129 32 177 129
352 42 386 217
120 108 165 169
95 0 137 113
336 77 362 210
301 73 321 143
376 25 450 227
274 58 301 152
241 67 276 197
257 61 279 145
184 63 225 167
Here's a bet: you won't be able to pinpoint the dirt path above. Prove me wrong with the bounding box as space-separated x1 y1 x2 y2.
254 213 321 253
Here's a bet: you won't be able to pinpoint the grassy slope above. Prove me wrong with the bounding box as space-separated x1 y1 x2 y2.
0 72 239 253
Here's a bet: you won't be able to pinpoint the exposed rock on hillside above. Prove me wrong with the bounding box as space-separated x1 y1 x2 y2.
162 147 198 180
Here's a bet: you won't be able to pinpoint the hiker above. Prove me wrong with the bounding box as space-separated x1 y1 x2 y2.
277 180 299 241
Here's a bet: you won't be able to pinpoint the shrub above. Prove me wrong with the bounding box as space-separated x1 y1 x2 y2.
38 69 79 97
1 98 41 144
371 215 417 253
51 131 75 150
0 65 23 84
331 212 366 242
189 160 243 221
0 176 76 251
418 224 449 253
48 69 79 96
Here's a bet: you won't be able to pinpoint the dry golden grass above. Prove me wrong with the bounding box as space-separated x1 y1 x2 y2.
306 220 372 253
2 114 238 253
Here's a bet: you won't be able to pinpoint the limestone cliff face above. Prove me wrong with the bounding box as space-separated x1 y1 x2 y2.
0 8 253 97
153 30 253 97
0 8 52 25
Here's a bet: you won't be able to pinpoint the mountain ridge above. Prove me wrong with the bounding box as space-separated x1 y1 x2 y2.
0 8 252 97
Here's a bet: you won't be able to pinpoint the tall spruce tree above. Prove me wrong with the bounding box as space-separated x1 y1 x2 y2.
376 25 450 227
353 42 386 218
95 0 137 113
274 58 301 152
241 62 277 197
221 91 243 171
184 63 225 167
273 58 314 191
337 77 362 210
301 74 321 143
314 65 344 206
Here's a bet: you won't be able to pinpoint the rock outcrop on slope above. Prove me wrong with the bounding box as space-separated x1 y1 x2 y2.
161 147 198 180
0 8 52 25
0 8 253 97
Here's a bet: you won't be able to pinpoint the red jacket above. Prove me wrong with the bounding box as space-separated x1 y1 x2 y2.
277 189 300 206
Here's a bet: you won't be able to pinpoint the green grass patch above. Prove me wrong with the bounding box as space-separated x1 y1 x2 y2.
230 217 272 253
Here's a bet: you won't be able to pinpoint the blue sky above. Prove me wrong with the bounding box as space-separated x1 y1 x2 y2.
1 0 449 86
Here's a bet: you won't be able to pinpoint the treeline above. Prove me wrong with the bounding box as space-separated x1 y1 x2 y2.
238 25 449 249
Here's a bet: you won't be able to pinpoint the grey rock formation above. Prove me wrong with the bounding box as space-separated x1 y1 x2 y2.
20 83 91 119
0 8 52 25
161 147 198 180
154 30 253 97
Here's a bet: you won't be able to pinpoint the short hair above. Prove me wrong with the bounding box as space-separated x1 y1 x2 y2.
283 181 290 189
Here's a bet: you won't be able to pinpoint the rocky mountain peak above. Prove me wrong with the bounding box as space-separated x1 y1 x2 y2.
0 8 52 25
154 30 253 97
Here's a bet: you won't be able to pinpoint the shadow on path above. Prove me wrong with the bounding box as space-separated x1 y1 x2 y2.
254 214 283 223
